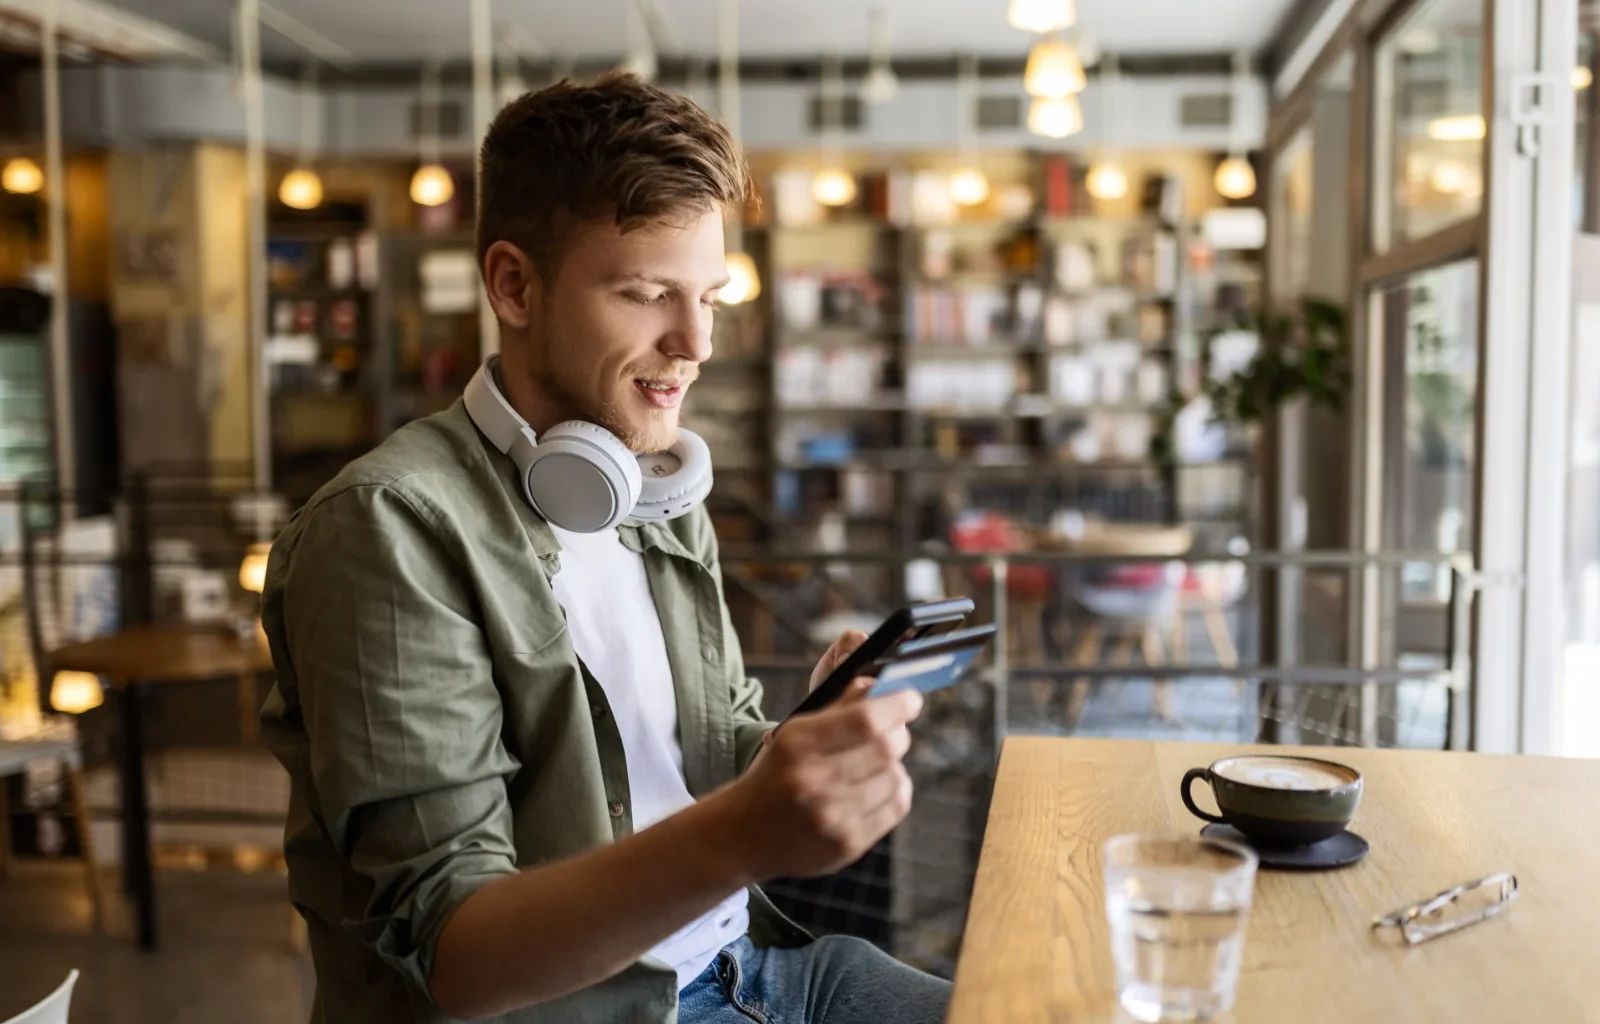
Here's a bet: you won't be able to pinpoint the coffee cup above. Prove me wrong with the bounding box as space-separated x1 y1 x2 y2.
1181 754 1362 848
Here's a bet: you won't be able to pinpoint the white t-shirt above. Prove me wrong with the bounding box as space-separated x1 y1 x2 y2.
548 524 750 990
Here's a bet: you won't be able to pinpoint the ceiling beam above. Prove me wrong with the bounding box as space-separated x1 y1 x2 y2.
290 51 1269 87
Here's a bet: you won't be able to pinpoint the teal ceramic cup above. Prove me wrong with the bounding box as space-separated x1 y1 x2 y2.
1181 754 1363 848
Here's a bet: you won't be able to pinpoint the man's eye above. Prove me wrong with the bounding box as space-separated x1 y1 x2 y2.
701 296 722 310
625 291 667 305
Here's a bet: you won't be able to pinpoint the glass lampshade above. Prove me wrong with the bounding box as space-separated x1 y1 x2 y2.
722 251 762 305
2 157 44 195
278 168 323 210
1027 95 1083 139
1025 39 1086 99
410 164 456 206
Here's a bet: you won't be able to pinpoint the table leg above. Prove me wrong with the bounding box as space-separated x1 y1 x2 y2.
118 680 157 951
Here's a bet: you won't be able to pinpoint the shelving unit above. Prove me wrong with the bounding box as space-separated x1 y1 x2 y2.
264 226 382 505
691 154 1261 556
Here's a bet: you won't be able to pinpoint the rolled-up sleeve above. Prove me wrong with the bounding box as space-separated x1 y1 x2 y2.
283 483 520 1001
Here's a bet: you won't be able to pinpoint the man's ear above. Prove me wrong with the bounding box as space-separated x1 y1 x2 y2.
483 240 541 329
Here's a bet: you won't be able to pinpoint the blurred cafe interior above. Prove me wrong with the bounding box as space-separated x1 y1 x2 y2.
1 0 1599 1020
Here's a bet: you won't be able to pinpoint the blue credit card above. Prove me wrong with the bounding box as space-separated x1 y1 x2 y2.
867 643 987 699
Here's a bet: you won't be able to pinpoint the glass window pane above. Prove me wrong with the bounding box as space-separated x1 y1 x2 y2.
1579 28 1596 232
1372 0 1485 252
1378 259 1480 602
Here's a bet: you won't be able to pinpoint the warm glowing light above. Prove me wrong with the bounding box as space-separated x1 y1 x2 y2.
1085 161 1129 200
1429 159 1471 195
1427 114 1486 141
722 251 762 305
1213 155 1257 200
1027 95 1083 139
1025 39 1086 98
812 168 857 207
50 671 103 714
948 168 990 206
2 157 44 195
278 168 323 210
410 164 455 206
1576 66 1594 91
1007 0 1076 34
239 542 271 594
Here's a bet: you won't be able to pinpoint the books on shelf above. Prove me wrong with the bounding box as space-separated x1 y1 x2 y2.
906 284 1011 346
907 361 1018 411
775 344 888 407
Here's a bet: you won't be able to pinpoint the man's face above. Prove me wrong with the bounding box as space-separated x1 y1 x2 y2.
522 209 726 453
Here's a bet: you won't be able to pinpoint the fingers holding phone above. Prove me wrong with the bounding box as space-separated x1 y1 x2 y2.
719 688 924 880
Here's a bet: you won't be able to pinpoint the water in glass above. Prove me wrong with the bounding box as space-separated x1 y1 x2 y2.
1103 834 1258 1023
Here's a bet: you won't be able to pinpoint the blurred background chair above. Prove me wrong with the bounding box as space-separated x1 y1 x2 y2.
1 969 78 1024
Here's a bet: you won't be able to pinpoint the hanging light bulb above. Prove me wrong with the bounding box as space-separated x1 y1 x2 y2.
1213 155 1257 200
1576 65 1594 91
1027 95 1083 139
238 542 272 593
949 168 990 206
812 168 858 207
1086 161 1129 200
723 251 761 305
278 168 324 210
1025 39 1086 98
50 671 103 714
1427 114 1486 141
411 164 455 206
862 64 899 105
1429 159 1471 195
1007 0 1076 34
2 157 44 195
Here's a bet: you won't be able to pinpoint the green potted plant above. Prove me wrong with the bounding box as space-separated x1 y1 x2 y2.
1151 298 1351 464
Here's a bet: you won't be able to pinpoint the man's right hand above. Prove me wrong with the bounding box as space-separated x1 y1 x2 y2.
710 685 924 880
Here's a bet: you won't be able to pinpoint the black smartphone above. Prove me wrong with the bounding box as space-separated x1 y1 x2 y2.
783 598 974 720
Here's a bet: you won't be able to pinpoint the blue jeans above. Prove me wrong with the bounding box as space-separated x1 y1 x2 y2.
677 934 950 1024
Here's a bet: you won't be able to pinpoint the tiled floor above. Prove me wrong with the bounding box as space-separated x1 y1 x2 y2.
0 861 313 1023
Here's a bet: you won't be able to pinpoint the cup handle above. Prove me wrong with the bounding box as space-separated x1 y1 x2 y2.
1181 767 1226 824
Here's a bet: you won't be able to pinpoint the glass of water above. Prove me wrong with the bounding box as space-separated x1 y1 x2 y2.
1103 833 1259 1023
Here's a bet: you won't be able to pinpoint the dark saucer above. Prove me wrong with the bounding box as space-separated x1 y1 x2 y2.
1200 823 1369 870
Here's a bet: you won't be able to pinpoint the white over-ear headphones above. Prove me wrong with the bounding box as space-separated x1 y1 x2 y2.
462 354 713 533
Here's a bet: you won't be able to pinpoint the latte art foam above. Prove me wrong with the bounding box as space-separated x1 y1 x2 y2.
1214 756 1355 791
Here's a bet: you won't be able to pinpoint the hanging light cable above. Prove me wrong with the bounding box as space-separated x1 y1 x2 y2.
1213 50 1256 200
813 54 857 207
1086 53 1128 200
862 7 898 104
949 54 989 206
411 59 455 206
718 0 760 304
279 59 323 209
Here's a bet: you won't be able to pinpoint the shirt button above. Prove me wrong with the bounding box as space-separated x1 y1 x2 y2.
702 641 720 663
608 800 625 818
590 701 606 719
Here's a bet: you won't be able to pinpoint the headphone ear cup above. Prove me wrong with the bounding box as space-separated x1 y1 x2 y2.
523 421 643 532
632 429 713 522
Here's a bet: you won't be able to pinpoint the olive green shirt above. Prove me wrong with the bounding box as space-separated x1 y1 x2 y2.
259 400 807 1023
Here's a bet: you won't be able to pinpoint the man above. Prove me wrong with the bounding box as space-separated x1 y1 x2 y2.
260 73 951 1024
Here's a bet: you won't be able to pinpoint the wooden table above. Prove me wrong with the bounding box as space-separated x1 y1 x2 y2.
50 623 273 951
950 737 1600 1023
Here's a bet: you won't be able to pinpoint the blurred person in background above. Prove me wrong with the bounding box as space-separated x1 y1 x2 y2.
260 73 950 1024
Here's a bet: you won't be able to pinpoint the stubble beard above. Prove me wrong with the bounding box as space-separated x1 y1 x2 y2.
535 325 677 455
